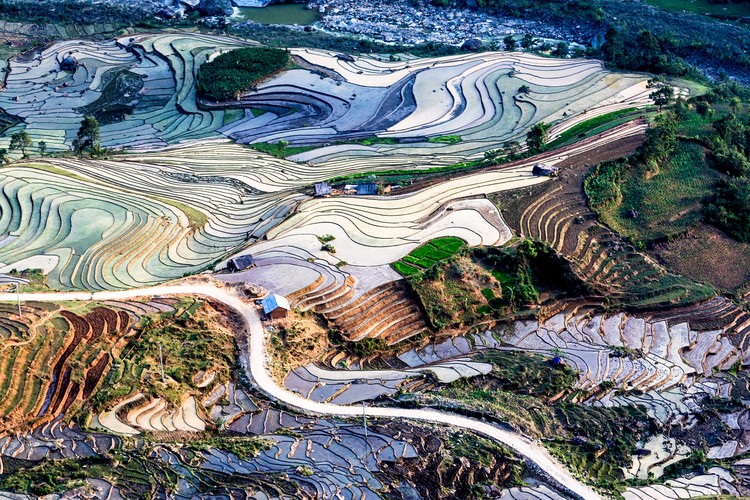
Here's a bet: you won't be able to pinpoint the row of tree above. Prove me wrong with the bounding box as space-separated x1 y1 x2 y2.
0 115 102 164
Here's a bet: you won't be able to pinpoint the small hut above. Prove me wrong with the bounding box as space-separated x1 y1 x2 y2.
314 182 332 197
227 254 256 273
59 55 77 72
356 183 378 195
261 294 291 320
532 163 559 177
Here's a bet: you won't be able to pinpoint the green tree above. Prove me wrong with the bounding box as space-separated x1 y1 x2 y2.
0 148 8 165
503 35 516 51
639 112 678 172
649 85 674 111
705 178 750 243
555 41 569 57
526 122 550 154
695 101 712 119
73 115 100 156
9 131 31 158
521 33 535 49
37 140 46 157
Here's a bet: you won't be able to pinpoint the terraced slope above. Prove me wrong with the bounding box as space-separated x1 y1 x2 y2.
0 303 132 433
223 48 654 169
494 130 715 310
0 159 302 290
0 34 252 153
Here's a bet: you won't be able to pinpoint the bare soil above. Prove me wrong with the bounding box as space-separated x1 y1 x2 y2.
653 223 750 292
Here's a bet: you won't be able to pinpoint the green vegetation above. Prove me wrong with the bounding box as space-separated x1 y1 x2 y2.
409 241 588 330
154 196 209 229
705 177 750 242
248 140 317 158
328 328 390 357
549 108 638 148
9 131 31 158
586 142 719 243
526 122 550 154
196 47 290 101
9 268 50 292
0 457 110 496
392 237 465 276
587 86 750 247
644 0 750 18
427 135 462 144
445 432 522 482
73 115 105 158
473 350 577 398
88 299 235 412
317 234 335 243
545 404 651 494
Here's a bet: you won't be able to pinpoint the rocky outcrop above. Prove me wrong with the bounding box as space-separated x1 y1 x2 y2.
198 0 234 16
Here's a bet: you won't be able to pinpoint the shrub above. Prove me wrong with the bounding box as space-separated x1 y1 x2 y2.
705 178 750 242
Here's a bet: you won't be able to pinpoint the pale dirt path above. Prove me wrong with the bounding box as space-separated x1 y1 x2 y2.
0 285 603 500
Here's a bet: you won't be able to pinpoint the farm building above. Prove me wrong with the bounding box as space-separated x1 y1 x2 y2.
314 182 332 197
532 163 559 177
356 183 379 195
261 294 291 320
59 55 77 71
227 255 256 273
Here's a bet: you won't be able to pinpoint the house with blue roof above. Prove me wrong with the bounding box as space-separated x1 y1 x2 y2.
261 293 291 320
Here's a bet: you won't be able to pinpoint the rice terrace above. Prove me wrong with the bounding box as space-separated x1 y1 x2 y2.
0 0 749 499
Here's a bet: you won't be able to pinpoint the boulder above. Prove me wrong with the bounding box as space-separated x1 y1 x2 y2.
461 38 482 51
157 5 182 18
181 0 201 8
198 0 234 16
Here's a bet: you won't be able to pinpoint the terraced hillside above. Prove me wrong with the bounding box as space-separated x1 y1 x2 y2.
0 302 132 433
0 34 252 153
494 130 714 310
223 48 654 168
0 157 303 289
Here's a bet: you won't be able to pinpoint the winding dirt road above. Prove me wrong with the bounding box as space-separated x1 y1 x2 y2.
0 284 603 500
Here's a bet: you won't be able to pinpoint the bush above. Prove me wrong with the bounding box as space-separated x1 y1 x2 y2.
196 47 289 101
705 178 750 242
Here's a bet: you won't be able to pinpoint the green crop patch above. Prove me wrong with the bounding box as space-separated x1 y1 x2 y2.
549 108 639 148
391 237 466 276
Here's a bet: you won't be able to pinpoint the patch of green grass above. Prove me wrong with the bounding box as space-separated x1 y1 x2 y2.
427 135 462 144
391 237 466 275
88 299 235 412
676 111 715 137
358 136 398 146
445 432 520 475
249 141 318 158
473 350 576 398
644 0 750 18
590 141 720 242
153 196 208 229
392 261 422 276
0 457 111 496
549 108 638 148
